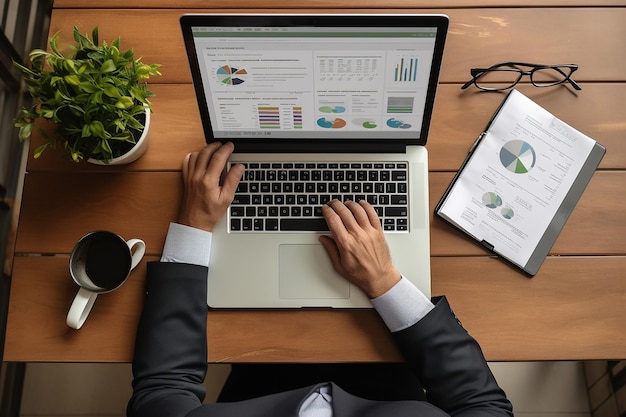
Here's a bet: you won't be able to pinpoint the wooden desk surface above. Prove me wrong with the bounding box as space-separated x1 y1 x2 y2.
5 2 625 363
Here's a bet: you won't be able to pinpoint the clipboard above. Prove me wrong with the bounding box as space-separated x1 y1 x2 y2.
435 90 606 276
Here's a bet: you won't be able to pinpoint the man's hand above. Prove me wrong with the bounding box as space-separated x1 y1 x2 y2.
178 142 244 232
319 200 401 299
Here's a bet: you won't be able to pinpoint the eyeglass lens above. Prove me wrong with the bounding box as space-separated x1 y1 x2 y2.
473 68 522 90
530 67 573 87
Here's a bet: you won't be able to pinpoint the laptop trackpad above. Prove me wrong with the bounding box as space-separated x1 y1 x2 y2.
279 244 350 299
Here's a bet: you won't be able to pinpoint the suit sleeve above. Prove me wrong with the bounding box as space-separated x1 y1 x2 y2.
127 262 209 417
392 296 514 417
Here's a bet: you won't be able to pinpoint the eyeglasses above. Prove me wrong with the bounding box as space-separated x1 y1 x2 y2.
461 62 582 91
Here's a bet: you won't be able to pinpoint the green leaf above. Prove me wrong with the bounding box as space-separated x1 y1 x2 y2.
33 143 50 159
103 84 121 98
81 123 92 137
12 60 37 78
64 74 80 86
73 27 94 50
72 26 81 43
64 59 76 73
110 133 133 142
101 139 112 155
49 32 62 57
17 123 34 141
136 64 151 79
100 59 116 73
89 120 106 137
129 86 144 101
113 118 126 131
40 108 54 119
92 27 99 46
67 104 85 113
87 50 104 62
54 89 71 102
79 81 99 93
126 116 144 130
127 104 145 116
50 76 64 86
91 91 104 104
28 49 49 70
115 96 134 109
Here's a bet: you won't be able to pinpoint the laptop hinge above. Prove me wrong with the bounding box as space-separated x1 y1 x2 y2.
230 140 408 154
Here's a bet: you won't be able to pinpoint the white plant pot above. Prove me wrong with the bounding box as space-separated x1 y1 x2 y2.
88 106 151 165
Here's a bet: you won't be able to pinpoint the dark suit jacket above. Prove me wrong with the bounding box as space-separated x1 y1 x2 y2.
127 262 513 417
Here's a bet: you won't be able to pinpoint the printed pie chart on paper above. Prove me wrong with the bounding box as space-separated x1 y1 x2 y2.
499 140 536 174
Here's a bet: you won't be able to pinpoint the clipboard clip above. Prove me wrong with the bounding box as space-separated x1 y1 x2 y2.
480 240 495 251
469 132 487 155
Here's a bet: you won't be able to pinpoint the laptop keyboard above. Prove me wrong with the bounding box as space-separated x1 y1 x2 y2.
229 162 409 233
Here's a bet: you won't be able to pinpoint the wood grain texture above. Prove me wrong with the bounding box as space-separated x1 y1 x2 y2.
7 3 625 363
15 172 182 255
46 8 626 84
429 171 626 257
24 84 626 172
52 0 626 9
14 171 625 257
5 255 624 362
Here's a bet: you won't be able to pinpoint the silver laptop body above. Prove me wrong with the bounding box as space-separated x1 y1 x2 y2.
180 13 449 308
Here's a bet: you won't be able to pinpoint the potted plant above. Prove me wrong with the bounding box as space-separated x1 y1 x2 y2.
14 26 161 164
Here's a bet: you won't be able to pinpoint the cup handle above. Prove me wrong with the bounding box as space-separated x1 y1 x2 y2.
126 239 146 270
66 288 98 329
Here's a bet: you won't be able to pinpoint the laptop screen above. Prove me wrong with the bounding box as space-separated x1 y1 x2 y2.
181 14 448 147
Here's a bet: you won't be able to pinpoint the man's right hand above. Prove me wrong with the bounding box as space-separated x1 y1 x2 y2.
319 199 401 299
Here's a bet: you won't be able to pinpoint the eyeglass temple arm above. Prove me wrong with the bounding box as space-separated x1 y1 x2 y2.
566 77 582 91
551 65 583 91
460 79 475 90
460 68 489 90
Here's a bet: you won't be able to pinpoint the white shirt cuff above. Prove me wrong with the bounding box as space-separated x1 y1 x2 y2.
160 223 212 267
160 225 431 331
371 276 434 332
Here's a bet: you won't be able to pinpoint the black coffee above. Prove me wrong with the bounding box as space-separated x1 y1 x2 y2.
84 234 131 289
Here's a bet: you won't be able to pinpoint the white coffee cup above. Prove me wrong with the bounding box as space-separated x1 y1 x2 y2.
66 231 145 329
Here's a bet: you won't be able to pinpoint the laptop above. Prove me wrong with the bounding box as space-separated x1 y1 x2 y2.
180 13 448 308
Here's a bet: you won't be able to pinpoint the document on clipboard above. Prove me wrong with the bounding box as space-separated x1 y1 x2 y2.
435 90 606 276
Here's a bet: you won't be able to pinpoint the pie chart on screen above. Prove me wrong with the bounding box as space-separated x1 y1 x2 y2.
386 118 412 129
216 65 247 85
319 105 346 113
317 117 347 128
353 118 378 129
